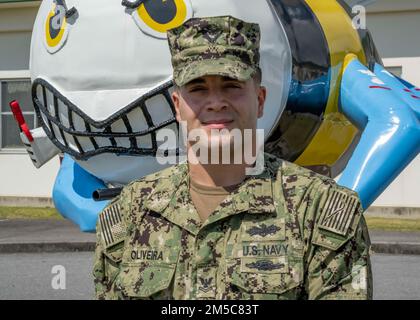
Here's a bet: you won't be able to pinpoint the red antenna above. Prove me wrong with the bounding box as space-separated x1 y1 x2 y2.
9 100 34 142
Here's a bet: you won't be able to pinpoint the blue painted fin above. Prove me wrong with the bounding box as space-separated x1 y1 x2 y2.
338 57 420 209
52 154 109 232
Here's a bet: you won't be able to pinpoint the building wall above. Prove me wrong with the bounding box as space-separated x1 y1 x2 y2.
0 153 59 197
0 2 59 199
366 2 420 207
0 1 418 207
367 12 420 58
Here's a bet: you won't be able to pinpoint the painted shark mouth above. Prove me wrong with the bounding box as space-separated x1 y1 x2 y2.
31 78 180 160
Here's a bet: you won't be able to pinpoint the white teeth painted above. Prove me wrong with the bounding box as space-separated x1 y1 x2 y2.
115 137 131 149
36 87 52 133
45 89 56 118
95 137 112 148
145 94 174 126
76 136 95 152
127 107 148 132
64 132 79 152
72 113 86 132
136 135 153 149
89 125 103 133
35 83 178 157
41 112 51 133
57 99 70 128
51 122 65 146
110 118 128 134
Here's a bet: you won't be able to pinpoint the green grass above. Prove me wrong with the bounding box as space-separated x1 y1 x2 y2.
366 217 420 232
0 206 63 220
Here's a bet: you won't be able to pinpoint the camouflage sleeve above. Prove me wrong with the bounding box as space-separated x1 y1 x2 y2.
303 183 373 300
92 186 132 300
93 218 118 300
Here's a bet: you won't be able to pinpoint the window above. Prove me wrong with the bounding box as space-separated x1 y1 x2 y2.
0 78 36 150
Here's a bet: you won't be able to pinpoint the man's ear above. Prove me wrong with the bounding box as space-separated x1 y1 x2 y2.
257 86 266 118
172 89 182 123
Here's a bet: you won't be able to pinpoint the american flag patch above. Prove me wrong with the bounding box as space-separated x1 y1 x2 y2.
99 203 125 248
318 190 360 236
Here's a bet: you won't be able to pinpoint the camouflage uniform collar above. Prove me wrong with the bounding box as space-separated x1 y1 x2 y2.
203 170 276 229
143 161 190 213
144 156 278 235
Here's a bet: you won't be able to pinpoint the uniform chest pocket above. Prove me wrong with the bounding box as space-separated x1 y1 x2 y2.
115 246 179 299
225 218 305 297
226 218 303 296
116 262 176 298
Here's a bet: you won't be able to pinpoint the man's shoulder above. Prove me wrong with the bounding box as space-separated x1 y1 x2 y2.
267 153 360 199
123 162 187 193
264 154 363 246
96 163 187 247
264 152 333 188
270 153 361 210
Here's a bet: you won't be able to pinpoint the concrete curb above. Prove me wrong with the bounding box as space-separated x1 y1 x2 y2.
371 242 420 255
1 242 420 255
0 242 95 253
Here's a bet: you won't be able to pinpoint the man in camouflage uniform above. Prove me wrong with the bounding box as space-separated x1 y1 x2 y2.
93 16 372 300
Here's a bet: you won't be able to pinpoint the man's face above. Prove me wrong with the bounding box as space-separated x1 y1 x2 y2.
172 75 266 156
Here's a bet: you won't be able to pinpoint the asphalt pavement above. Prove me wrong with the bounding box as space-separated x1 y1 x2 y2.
0 219 95 253
0 219 419 300
0 252 419 299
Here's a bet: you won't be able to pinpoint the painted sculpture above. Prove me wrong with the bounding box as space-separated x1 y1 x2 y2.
10 0 419 232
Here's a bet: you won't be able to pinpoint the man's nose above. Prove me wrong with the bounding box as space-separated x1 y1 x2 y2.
205 90 229 112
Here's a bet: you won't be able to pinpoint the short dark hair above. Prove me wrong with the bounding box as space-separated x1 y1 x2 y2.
173 68 262 90
253 67 262 85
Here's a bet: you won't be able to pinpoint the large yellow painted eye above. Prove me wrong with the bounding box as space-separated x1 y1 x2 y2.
44 3 69 53
132 0 193 39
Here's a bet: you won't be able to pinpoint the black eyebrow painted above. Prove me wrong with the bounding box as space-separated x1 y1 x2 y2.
185 78 207 86
221 76 239 82
55 0 77 18
121 0 145 9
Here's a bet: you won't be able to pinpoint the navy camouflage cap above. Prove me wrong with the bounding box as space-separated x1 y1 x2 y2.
167 15 261 87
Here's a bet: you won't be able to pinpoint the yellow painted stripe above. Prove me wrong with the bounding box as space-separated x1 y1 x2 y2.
295 0 366 168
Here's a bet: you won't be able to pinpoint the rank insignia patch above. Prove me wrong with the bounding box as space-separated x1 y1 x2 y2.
247 224 281 237
241 257 288 274
245 260 284 271
99 203 125 248
318 190 360 236
197 268 216 298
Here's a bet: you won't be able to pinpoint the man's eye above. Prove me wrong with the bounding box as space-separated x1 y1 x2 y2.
188 86 206 92
225 83 242 89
